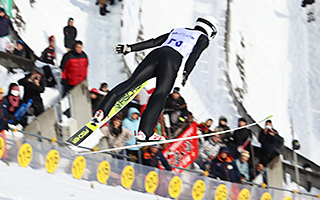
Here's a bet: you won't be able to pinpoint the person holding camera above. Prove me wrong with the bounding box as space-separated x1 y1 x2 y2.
258 120 284 165
18 68 45 117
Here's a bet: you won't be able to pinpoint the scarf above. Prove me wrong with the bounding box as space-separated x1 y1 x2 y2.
8 95 20 112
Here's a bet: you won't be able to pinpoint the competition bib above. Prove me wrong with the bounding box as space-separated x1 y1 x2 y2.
161 28 203 58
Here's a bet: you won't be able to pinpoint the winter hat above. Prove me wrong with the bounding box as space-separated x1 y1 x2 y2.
112 114 123 121
173 87 180 93
49 35 55 42
90 88 100 95
219 146 229 154
0 7 5 13
8 83 20 112
151 144 161 148
238 117 247 123
68 17 74 22
241 150 250 158
0 87 3 93
33 66 44 75
17 40 24 45
100 82 108 90
10 85 20 97
266 119 272 124
219 116 228 123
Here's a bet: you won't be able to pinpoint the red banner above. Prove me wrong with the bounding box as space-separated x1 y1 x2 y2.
161 122 199 173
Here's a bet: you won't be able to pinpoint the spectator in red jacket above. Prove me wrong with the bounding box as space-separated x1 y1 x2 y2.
60 40 89 96
198 118 213 142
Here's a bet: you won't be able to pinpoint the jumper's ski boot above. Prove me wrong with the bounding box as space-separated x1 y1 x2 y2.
91 109 104 125
135 131 166 142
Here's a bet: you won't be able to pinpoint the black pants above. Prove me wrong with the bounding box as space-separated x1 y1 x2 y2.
97 47 183 139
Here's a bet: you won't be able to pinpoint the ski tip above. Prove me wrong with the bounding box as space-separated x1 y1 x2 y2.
267 115 273 119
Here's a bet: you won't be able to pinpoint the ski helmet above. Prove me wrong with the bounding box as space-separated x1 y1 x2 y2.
195 15 219 40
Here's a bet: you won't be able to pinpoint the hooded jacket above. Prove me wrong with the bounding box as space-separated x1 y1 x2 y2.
5 83 21 114
210 147 241 183
122 107 141 150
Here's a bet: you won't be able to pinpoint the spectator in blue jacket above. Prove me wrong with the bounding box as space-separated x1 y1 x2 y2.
122 107 141 161
142 144 172 171
0 87 9 132
210 146 241 183
13 40 27 58
235 150 250 181
0 7 15 52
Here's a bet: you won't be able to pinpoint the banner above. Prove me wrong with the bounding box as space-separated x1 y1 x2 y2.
162 122 199 173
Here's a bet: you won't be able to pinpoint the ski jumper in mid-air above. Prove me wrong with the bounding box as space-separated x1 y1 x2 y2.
93 15 219 142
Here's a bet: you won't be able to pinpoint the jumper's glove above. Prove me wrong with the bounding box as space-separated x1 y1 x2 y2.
181 71 189 87
114 44 131 55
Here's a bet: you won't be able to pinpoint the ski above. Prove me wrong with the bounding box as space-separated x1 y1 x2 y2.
76 115 273 156
66 81 148 146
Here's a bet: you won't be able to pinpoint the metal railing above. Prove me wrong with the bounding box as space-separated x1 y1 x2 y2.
10 127 134 160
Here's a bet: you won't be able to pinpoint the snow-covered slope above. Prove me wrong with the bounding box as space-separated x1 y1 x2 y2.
0 0 320 198
7 0 320 164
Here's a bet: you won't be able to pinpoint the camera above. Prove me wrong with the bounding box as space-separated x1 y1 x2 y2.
265 125 272 130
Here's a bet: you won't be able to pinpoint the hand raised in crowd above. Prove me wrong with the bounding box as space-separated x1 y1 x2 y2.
264 125 275 136
28 73 41 86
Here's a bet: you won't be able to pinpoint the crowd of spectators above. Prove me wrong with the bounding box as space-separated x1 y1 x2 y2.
0 14 89 129
92 84 284 184
195 116 284 184
0 7 286 186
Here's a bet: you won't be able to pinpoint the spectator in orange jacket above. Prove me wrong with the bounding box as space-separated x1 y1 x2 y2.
210 147 241 183
142 144 172 171
60 40 89 96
